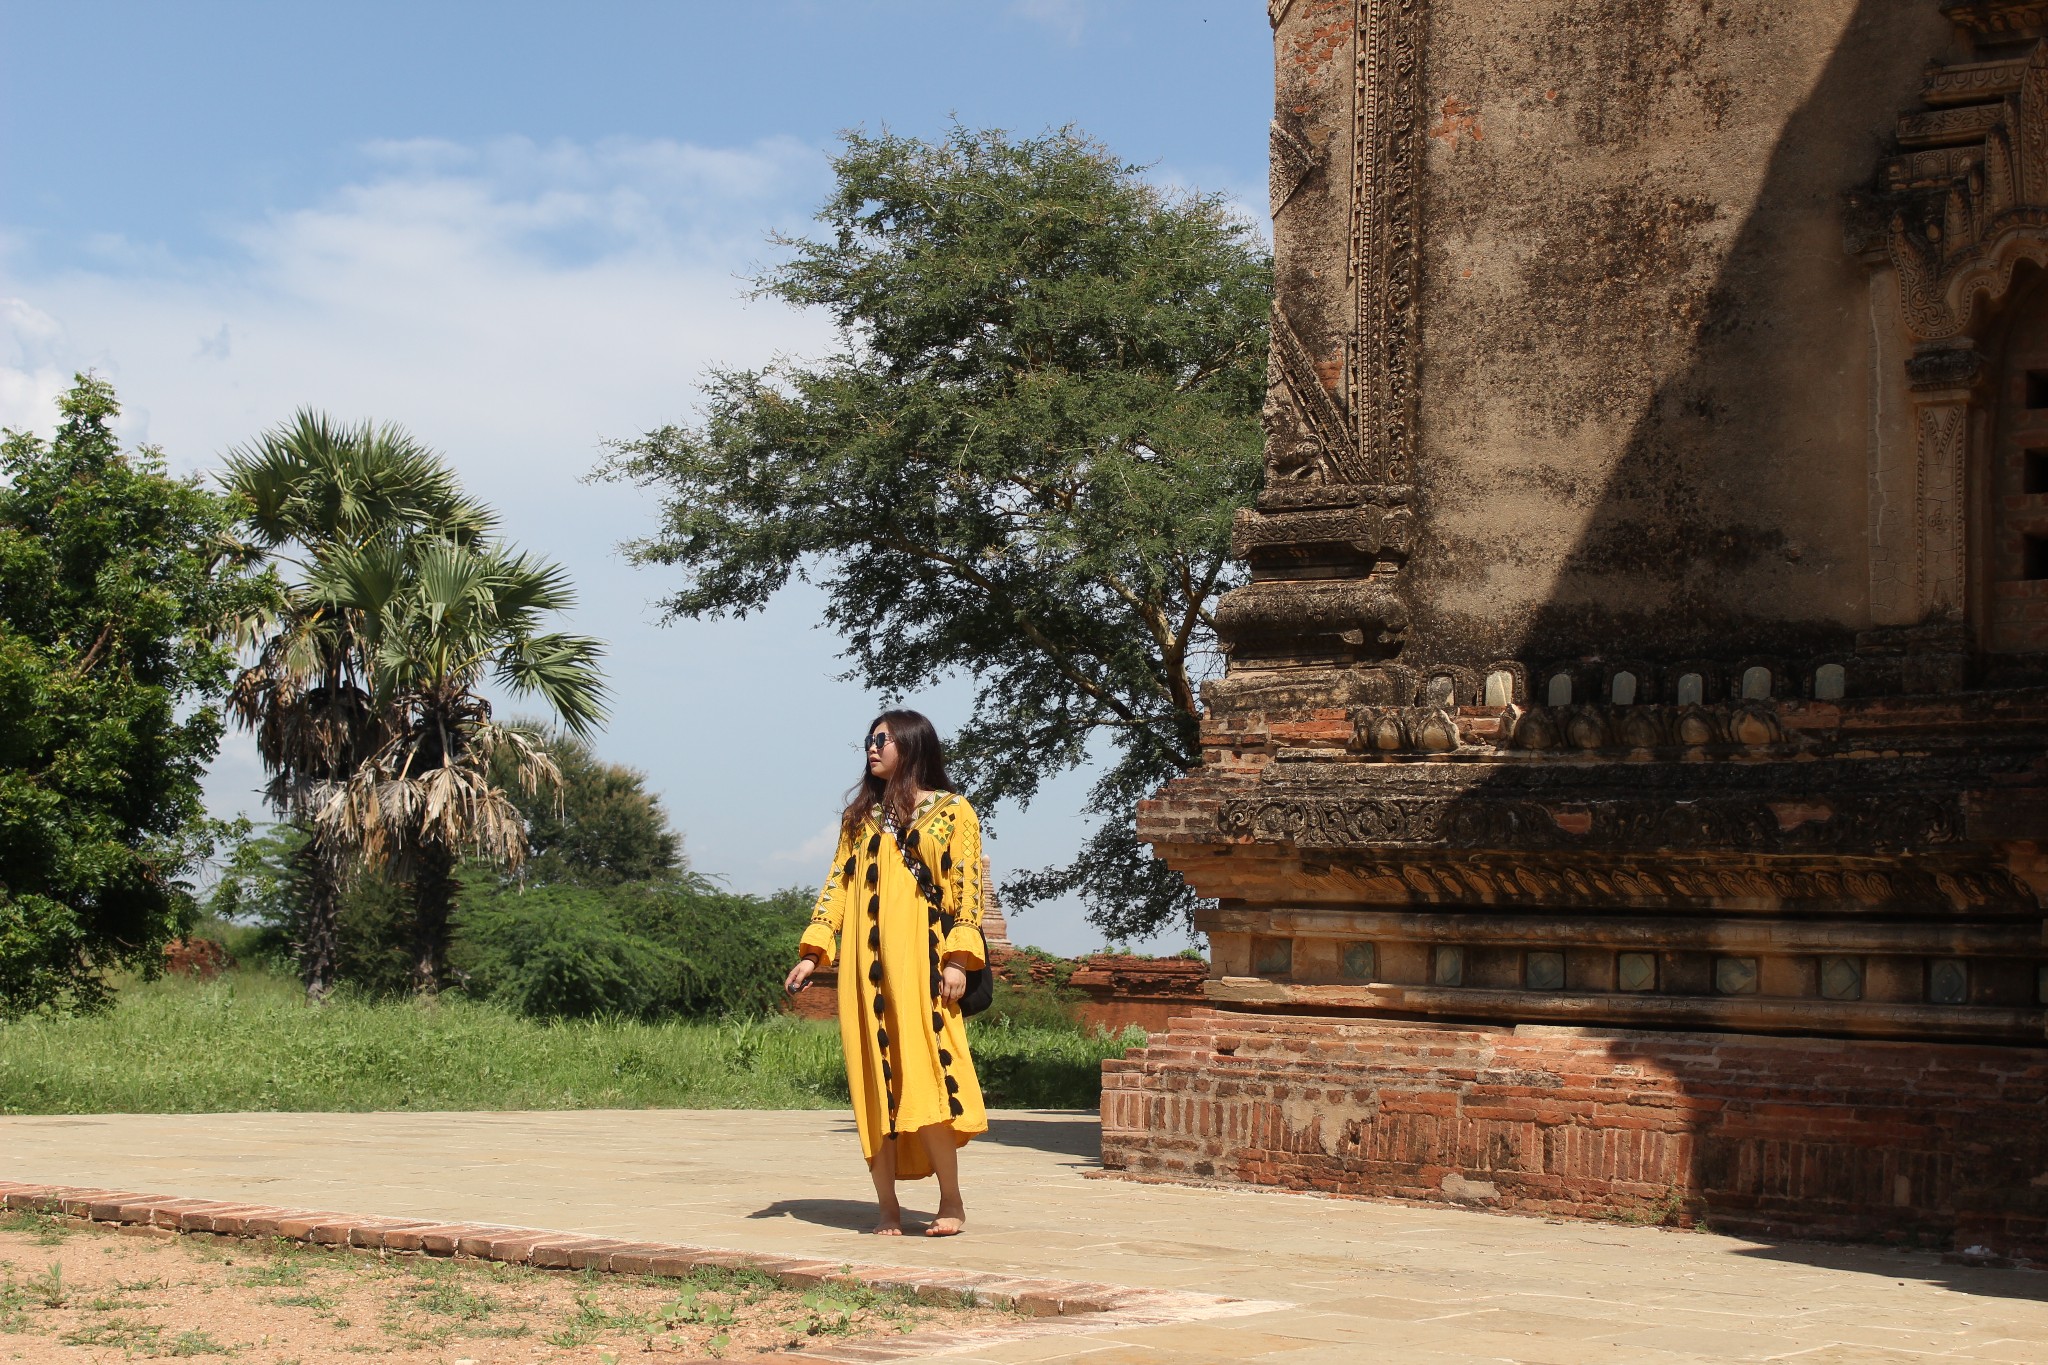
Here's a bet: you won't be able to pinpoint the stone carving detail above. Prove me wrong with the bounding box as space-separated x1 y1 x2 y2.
1216 791 1964 855
1916 403 1969 618
1853 16 2048 632
1266 304 1359 483
1347 0 1425 486
1353 706 1458 752
1905 346 1985 389
1262 0 1425 488
1873 39 2048 342
1946 1 2048 39
1303 858 2032 913
1269 117 1316 215
1216 577 1409 657
1231 502 1414 560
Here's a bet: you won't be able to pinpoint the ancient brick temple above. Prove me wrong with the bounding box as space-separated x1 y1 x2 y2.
1106 0 2048 1261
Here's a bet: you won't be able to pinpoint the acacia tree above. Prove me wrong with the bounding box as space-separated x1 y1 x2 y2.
0 375 276 1013
601 126 1269 937
312 535 606 993
489 725 684 888
223 412 491 1000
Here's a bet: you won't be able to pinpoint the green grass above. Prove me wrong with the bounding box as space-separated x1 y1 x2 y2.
0 970 1142 1114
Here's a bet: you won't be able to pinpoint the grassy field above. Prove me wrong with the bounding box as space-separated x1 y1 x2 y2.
0 971 1143 1115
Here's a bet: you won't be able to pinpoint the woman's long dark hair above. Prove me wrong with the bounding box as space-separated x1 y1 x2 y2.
842 709 953 839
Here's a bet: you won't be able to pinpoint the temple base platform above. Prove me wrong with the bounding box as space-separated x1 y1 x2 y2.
1099 1010 2048 1266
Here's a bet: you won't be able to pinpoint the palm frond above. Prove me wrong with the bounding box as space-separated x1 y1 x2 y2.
495 632 609 737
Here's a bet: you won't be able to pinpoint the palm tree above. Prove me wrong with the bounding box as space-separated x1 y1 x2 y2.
223 412 492 1001
309 534 606 994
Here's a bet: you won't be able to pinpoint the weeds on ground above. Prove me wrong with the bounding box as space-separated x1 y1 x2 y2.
237 1255 308 1288
0 1208 72 1246
0 1214 1018 1361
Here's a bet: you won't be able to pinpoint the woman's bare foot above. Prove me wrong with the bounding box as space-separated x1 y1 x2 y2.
924 1212 964 1237
874 1201 904 1235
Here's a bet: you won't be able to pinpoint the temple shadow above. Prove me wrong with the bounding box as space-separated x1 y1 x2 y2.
1728 1240 2048 1303
980 1113 1100 1161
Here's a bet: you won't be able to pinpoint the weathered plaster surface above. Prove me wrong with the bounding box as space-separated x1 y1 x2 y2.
1411 0 1952 663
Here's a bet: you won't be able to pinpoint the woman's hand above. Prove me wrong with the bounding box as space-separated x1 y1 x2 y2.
785 957 817 995
939 963 967 1004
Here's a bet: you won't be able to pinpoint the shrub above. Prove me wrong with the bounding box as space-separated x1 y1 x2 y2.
457 887 681 1019
972 974 1081 1032
619 881 810 1019
455 880 810 1021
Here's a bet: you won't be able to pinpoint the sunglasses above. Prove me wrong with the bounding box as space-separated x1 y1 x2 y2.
864 733 895 751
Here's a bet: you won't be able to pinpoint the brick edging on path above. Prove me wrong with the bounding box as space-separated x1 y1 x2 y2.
0 1180 1283 1363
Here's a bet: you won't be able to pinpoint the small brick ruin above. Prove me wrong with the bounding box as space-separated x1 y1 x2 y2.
1116 0 2048 1267
162 938 234 980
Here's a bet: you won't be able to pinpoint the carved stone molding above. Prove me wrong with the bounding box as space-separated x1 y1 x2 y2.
1347 0 1425 487
1207 853 2036 915
1943 0 2048 39
1261 0 1425 490
1914 401 1969 620
1905 344 1987 389
1268 118 1316 216
1874 41 2048 343
1215 577 1410 659
1266 302 1359 484
1215 790 1965 856
1230 502 1414 562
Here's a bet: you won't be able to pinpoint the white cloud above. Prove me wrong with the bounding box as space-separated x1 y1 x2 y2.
772 820 842 867
0 134 836 465
1008 0 1091 44
0 296 71 436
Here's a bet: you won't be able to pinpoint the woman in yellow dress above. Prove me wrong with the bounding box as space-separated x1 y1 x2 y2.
783 709 988 1236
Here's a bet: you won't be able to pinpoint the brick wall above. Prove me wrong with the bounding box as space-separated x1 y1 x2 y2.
1101 1011 2048 1264
1067 956 1207 1033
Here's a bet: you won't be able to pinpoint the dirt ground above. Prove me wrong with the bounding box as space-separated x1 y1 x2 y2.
0 1209 1014 1362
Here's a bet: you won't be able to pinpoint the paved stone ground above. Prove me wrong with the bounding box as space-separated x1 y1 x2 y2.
3 1109 2044 1363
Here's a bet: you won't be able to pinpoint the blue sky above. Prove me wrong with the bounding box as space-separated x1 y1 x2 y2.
0 1 1270 954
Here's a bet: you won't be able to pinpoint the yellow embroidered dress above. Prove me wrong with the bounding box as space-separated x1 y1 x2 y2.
799 792 989 1178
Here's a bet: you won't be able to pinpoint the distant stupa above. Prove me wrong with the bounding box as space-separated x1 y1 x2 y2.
977 856 1012 960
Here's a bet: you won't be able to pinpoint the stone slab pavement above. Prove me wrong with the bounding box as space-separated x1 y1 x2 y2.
3 1108 2044 1363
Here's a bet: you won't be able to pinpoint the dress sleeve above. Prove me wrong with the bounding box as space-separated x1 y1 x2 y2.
799 827 854 967
940 800 987 969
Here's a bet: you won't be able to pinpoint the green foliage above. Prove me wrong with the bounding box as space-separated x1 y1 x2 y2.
971 973 1082 1033
204 820 418 995
0 969 1140 1113
455 880 809 1020
603 125 1269 939
490 725 683 888
630 882 811 1018
0 375 277 1015
457 886 682 1019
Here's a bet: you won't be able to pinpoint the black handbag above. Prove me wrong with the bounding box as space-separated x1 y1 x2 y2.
939 910 997 1018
